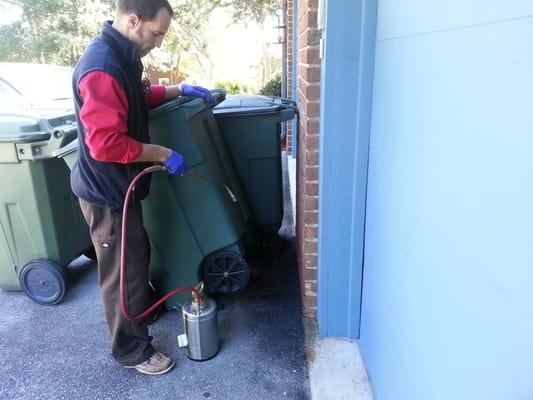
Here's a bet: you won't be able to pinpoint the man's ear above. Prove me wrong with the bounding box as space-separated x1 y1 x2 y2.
126 13 140 29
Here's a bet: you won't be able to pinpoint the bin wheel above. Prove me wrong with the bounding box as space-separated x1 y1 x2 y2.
18 259 68 305
202 251 250 294
82 246 97 261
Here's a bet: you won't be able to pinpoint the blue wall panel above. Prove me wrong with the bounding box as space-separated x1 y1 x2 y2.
359 5 533 399
376 0 533 41
318 0 377 338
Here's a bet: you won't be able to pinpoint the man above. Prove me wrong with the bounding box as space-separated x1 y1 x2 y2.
71 0 214 375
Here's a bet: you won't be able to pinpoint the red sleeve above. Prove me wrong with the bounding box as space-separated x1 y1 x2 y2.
145 84 166 108
79 71 143 164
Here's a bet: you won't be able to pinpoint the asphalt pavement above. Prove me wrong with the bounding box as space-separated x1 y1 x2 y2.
0 154 309 400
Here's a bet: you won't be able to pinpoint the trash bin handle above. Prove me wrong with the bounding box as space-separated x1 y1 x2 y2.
277 108 297 123
279 97 297 107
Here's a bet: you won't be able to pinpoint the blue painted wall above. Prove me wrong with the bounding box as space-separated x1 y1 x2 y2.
358 2 533 399
317 0 377 338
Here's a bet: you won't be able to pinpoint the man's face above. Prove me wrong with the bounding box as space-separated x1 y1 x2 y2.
127 8 172 58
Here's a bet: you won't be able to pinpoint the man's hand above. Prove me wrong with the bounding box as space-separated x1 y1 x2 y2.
163 150 188 175
181 84 216 106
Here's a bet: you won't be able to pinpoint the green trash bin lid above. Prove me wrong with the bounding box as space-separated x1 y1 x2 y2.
0 111 78 162
0 114 50 143
213 94 296 118
150 89 227 119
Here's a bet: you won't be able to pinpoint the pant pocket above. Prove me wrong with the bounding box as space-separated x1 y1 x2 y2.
94 234 118 252
93 234 119 272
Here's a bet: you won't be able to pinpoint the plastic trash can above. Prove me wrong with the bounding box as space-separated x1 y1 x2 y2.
0 112 92 304
213 95 297 238
145 90 253 308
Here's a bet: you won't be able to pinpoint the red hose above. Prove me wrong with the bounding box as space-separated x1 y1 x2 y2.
120 165 200 322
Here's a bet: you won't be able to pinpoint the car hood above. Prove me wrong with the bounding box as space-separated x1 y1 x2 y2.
5 101 75 118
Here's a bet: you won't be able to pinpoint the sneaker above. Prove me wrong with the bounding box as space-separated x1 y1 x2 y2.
124 352 175 375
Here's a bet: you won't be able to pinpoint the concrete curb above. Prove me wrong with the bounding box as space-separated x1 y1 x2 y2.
303 318 374 400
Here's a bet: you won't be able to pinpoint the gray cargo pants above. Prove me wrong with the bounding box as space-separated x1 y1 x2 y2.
79 198 155 366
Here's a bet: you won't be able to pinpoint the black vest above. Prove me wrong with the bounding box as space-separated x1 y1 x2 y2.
71 21 151 210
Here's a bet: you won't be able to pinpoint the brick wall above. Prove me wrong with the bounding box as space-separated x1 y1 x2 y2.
294 0 321 317
285 0 294 154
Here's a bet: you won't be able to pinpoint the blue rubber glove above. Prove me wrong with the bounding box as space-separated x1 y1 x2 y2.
163 150 188 175
181 84 216 106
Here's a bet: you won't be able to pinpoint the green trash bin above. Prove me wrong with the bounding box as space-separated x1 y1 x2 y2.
145 90 252 308
213 95 297 238
0 112 92 305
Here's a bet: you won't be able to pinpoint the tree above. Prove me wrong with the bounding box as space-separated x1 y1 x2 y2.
146 0 280 80
0 0 280 71
0 0 114 65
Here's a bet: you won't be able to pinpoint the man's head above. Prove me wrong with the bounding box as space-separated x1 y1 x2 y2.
113 0 174 58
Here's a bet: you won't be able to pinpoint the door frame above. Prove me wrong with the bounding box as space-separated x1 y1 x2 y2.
317 0 378 338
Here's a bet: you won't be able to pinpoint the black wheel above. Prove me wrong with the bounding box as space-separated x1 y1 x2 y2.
202 251 250 294
18 259 68 305
82 246 97 260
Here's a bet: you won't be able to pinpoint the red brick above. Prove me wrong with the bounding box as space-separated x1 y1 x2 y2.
297 19 306 36
297 75 308 93
305 150 319 166
304 196 318 211
303 296 317 310
297 79 320 100
304 240 317 254
304 254 318 268
304 211 318 224
305 226 318 237
307 10 318 27
297 65 321 84
297 28 321 48
302 268 317 281
297 0 306 17
305 132 319 150
304 166 318 181
306 132 319 147
306 84 321 100
304 133 320 147
298 46 320 65
305 101 320 118
303 296 317 306
305 183 318 196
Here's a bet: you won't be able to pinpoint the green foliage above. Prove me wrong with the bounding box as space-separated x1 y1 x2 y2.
0 0 112 66
214 80 251 95
227 0 280 24
0 0 281 69
259 73 281 97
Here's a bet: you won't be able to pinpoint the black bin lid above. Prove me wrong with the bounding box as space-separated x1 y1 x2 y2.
213 94 291 117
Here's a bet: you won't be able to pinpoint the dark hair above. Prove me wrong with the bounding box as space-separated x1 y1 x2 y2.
116 0 174 20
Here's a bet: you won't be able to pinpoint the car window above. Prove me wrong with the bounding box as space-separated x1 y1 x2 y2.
9 69 73 104
0 78 28 110
0 64 73 108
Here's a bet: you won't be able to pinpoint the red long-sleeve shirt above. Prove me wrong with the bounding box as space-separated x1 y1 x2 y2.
78 71 166 163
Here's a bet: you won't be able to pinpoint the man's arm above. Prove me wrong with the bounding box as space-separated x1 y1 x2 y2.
149 83 215 105
134 143 171 163
163 84 181 99
79 71 172 164
165 84 215 104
